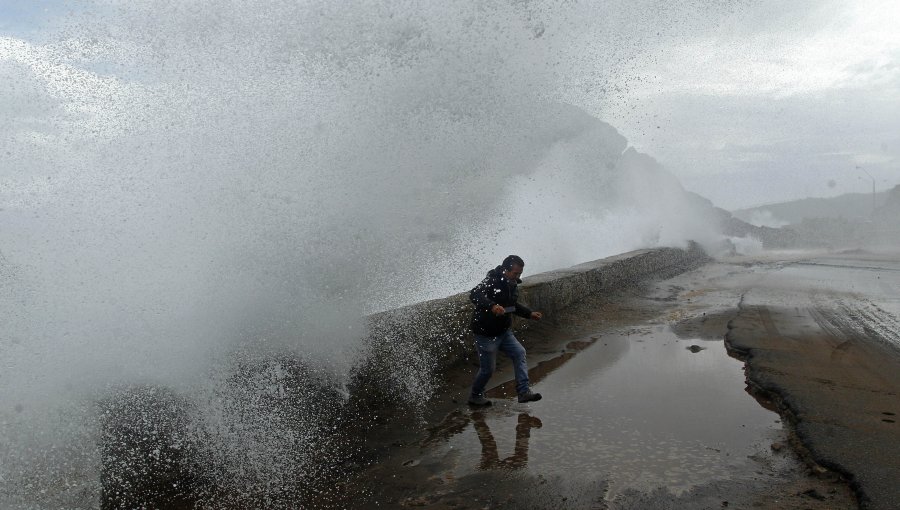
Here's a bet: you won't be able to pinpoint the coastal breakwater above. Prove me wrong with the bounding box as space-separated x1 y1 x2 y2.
100 243 711 508
352 242 711 407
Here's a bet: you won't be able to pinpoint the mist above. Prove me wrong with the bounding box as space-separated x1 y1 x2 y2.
1 1 725 506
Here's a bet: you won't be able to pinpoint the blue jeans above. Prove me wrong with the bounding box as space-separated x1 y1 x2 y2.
471 330 530 397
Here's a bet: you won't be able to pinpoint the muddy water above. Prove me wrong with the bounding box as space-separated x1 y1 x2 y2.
426 326 781 499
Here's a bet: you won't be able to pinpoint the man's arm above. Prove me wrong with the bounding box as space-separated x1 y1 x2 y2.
515 302 543 320
514 302 533 318
469 278 496 309
471 278 507 316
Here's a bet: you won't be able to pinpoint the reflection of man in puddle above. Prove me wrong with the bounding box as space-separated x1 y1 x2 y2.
468 255 544 406
472 412 542 470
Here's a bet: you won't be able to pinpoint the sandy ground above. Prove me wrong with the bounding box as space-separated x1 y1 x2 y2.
331 250 900 509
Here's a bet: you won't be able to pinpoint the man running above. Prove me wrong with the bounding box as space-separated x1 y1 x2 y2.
468 255 543 406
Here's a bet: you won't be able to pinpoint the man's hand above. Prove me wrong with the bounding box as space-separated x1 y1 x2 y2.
530 311 543 321
491 304 506 316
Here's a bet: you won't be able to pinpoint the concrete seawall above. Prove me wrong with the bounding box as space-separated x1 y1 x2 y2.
352 243 710 405
97 243 710 506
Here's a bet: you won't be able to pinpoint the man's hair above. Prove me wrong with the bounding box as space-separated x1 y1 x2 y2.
501 255 525 270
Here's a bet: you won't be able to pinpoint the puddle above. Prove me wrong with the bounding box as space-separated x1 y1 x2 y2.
426 327 782 498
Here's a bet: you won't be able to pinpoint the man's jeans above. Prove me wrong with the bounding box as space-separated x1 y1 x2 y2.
471 330 530 397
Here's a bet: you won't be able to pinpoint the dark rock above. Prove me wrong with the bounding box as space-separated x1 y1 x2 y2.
98 386 196 510
98 355 351 509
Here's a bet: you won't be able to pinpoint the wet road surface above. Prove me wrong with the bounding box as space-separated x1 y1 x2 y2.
340 250 900 509
725 252 900 510
436 330 781 497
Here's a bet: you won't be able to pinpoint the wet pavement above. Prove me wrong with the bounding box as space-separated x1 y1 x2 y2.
10 252 896 509
335 250 900 509
434 330 780 497
725 252 900 510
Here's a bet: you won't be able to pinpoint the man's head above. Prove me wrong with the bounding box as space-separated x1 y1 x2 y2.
501 255 524 281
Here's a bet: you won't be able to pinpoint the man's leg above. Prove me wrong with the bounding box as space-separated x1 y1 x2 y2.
498 330 542 402
497 330 530 395
470 335 498 405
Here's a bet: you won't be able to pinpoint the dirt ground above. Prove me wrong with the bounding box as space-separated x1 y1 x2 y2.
331 250 900 509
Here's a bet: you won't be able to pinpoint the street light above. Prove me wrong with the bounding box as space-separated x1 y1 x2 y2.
856 166 875 218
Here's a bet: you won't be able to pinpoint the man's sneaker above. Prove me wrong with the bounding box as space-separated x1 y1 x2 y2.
468 394 492 406
517 391 542 403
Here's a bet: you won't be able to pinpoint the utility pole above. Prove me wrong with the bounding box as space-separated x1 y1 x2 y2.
856 166 875 218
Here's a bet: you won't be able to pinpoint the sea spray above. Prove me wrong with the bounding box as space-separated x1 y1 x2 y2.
1 1 728 506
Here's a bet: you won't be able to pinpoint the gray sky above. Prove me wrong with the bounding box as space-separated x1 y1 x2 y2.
580 0 900 208
2 0 898 210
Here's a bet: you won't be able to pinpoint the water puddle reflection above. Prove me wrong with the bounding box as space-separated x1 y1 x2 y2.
424 327 781 497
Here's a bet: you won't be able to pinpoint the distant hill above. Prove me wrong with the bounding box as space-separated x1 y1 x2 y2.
722 185 899 251
875 184 900 220
733 190 891 227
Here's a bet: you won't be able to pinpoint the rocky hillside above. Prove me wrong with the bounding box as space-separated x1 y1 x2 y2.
721 185 900 250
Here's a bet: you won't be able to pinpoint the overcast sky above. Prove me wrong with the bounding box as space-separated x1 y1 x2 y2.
2 0 898 210
583 0 900 208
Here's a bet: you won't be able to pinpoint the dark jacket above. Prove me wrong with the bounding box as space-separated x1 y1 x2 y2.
469 266 534 336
